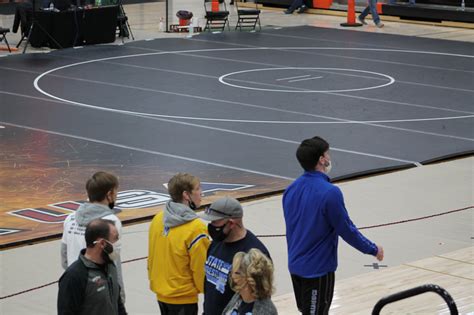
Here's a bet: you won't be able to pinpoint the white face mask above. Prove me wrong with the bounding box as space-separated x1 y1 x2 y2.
104 239 121 261
323 159 332 174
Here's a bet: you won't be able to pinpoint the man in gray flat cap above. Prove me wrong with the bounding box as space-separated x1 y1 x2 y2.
200 197 271 315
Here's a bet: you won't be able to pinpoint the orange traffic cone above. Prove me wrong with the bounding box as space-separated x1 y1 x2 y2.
340 0 363 27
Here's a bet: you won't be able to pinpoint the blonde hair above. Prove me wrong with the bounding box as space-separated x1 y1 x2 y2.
230 248 274 299
167 173 200 203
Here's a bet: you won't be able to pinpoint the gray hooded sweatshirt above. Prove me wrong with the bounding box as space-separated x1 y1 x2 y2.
163 201 199 228
60 202 125 302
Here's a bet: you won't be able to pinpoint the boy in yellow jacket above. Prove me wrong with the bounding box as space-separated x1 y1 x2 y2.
148 173 210 315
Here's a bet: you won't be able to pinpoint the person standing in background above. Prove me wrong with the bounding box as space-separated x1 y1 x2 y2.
358 0 384 28
284 0 308 14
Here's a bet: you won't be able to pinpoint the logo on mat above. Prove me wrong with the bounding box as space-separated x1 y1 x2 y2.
6 182 254 224
0 228 24 236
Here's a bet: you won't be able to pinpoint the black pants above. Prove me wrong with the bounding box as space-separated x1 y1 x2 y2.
291 272 335 315
12 3 32 34
158 301 198 315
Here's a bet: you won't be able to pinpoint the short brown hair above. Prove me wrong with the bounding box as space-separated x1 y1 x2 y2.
86 171 119 202
230 248 274 299
167 173 200 203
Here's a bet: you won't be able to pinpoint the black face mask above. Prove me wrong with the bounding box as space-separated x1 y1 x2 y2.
185 191 197 210
100 241 113 263
104 241 113 254
208 222 228 242
107 193 115 210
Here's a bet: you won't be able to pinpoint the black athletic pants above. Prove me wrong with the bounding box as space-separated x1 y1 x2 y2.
158 301 198 315
291 272 335 315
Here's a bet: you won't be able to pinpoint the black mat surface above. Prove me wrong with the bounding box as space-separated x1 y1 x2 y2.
1 26 473 182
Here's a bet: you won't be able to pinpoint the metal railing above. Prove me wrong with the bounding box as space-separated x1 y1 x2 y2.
372 284 458 315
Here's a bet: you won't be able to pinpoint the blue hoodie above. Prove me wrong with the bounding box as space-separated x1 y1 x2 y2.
283 171 377 278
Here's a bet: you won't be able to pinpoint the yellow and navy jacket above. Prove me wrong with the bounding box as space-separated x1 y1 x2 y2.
148 202 210 304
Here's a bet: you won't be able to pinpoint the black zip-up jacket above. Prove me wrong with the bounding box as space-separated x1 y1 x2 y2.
57 249 127 315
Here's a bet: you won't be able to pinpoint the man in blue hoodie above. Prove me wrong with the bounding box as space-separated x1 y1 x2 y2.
283 136 384 315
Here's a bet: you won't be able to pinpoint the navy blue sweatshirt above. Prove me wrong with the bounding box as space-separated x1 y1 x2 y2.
283 171 377 278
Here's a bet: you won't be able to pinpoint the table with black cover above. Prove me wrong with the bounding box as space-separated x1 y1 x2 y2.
30 5 119 49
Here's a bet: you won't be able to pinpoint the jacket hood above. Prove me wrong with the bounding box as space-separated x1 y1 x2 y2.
164 201 198 228
75 202 116 225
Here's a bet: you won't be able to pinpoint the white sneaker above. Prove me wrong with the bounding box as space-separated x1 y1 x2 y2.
375 22 384 28
358 16 367 25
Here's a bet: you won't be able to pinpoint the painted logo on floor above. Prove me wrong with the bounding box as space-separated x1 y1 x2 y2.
0 228 23 236
5 182 254 227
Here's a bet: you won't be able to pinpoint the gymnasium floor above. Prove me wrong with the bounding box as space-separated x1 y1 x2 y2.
0 2 473 314
1 158 472 314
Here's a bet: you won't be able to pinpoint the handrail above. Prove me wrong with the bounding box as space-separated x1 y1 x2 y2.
372 284 458 315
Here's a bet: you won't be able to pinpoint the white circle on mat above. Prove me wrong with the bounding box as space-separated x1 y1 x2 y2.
219 67 395 93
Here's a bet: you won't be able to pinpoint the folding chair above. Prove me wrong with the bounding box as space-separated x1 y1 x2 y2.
204 0 230 32
0 27 12 52
235 0 261 31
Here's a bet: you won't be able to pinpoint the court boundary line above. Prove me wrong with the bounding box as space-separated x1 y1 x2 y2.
1 109 420 166
2 47 471 163
28 52 473 144
3 64 473 148
0 122 295 180
189 37 474 74
3 85 473 146
173 47 474 94
125 52 474 114
4 61 472 118
32 78 423 164
33 46 474 106
75 58 474 115
3 48 473 113
256 31 474 59
11 59 468 115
